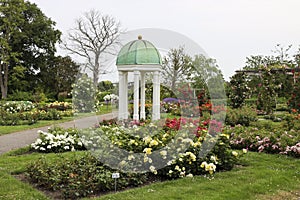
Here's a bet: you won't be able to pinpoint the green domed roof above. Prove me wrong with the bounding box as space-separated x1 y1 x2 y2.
116 36 162 66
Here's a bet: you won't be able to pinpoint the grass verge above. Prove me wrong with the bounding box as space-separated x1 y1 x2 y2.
0 106 116 136
0 150 299 200
92 152 300 200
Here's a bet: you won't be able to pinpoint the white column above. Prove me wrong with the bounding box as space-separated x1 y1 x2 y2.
124 72 128 120
152 71 160 120
133 70 140 120
118 71 124 120
140 72 146 120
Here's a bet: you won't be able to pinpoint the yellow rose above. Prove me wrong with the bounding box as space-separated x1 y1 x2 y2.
232 151 238 157
143 148 152 155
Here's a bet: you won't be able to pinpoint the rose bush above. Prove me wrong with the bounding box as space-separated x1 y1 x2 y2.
226 125 300 158
31 126 85 153
80 117 242 178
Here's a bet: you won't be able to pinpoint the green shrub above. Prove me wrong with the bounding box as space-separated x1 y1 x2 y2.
244 98 257 107
7 91 33 101
81 117 242 178
26 153 147 199
225 106 257 126
276 103 288 111
0 111 20 125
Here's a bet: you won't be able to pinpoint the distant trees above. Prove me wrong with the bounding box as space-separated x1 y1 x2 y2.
161 47 225 101
161 47 192 91
227 44 300 113
63 10 122 87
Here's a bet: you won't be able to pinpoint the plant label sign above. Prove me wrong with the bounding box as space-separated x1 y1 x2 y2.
112 173 120 179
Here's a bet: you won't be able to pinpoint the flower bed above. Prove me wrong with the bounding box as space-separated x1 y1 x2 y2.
226 125 300 158
0 101 74 125
28 117 244 198
31 126 85 153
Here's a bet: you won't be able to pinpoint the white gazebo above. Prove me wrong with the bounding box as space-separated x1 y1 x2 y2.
116 35 162 121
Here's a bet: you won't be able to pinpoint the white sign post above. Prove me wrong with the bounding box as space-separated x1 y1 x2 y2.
112 173 120 192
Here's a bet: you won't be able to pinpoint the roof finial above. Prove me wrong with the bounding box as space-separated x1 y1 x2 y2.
138 35 142 40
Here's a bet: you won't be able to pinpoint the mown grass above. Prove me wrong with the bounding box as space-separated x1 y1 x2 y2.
0 117 76 136
93 152 300 200
0 105 116 136
0 149 299 200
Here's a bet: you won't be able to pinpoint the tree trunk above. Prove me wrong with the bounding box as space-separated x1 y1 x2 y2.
0 63 8 99
94 55 100 88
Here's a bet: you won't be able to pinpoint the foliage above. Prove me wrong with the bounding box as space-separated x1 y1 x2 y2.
0 150 299 200
96 91 111 102
0 101 73 125
30 126 85 153
129 103 152 119
40 56 80 99
85 152 300 200
288 73 300 112
227 125 300 158
191 54 225 100
0 101 34 112
98 80 114 92
72 74 96 113
80 117 242 179
161 102 180 116
161 47 193 91
256 65 277 114
7 91 33 101
26 153 147 199
0 101 35 125
225 106 257 126
161 47 225 102
227 72 249 108
0 0 61 99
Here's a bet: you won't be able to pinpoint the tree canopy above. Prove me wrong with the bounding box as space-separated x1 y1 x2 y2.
0 0 61 99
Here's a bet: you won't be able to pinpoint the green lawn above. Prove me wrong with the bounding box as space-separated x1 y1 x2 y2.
0 117 75 136
0 149 299 200
93 152 300 200
0 106 116 136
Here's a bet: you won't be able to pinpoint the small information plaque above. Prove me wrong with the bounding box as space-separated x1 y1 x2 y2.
112 173 120 179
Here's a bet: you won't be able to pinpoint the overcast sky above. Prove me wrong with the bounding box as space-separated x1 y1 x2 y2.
29 0 300 81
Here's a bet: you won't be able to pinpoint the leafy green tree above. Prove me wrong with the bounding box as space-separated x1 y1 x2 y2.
242 45 296 99
0 0 24 98
228 72 249 108
40 56 80 99
98 80 114 92
191 54 225 100
0 0 61 99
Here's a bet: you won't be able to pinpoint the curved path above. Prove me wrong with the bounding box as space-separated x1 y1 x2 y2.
0 112 118 155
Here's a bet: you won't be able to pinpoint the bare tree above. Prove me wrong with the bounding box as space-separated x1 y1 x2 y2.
161 47 192 91
63 10 122 86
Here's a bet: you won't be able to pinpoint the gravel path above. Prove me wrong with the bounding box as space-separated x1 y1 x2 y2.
0 112 118 155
